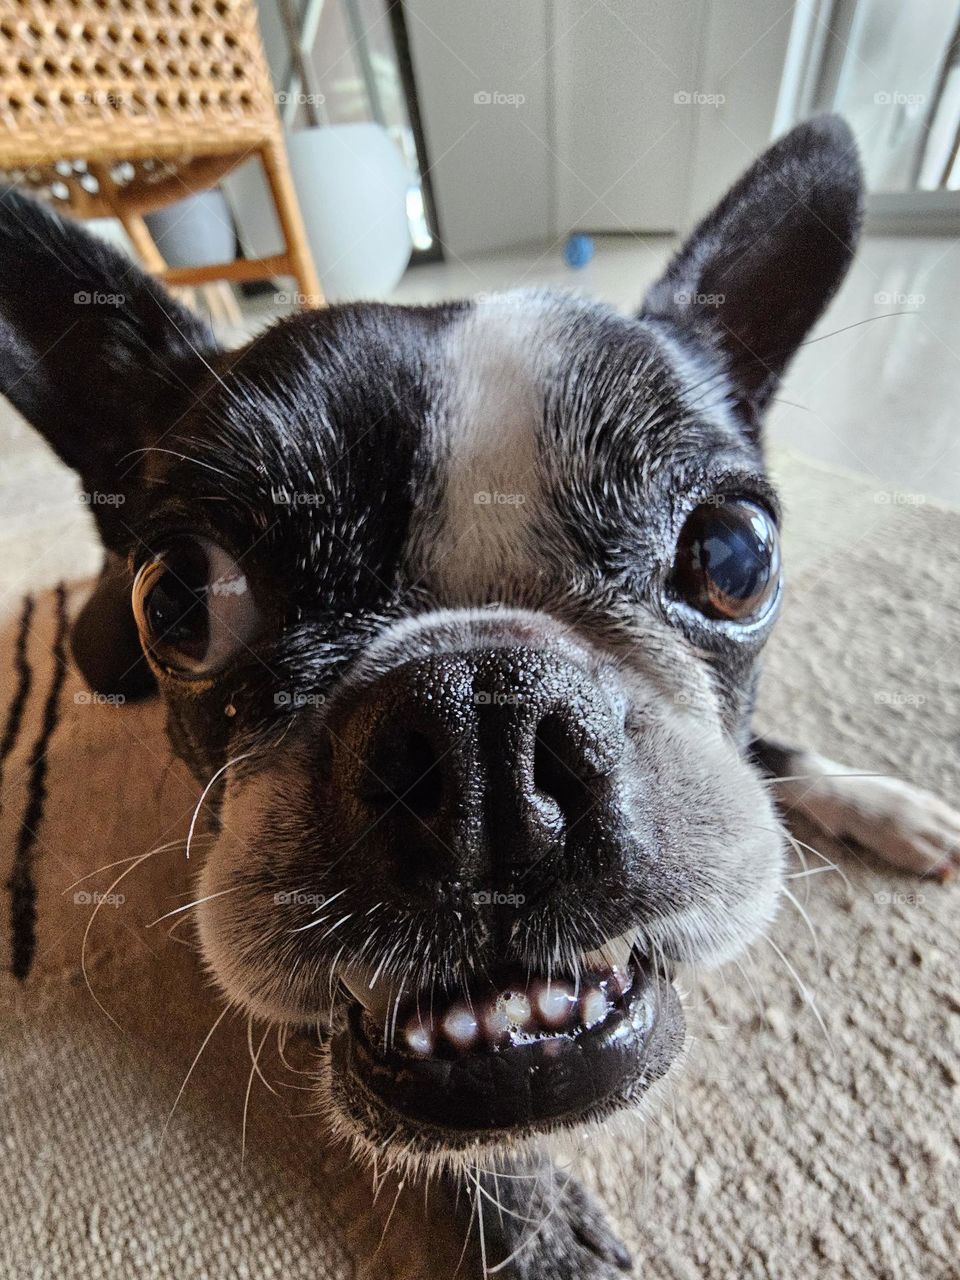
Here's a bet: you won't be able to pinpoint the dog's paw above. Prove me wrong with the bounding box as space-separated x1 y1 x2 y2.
778 755 960 881
473 1163 632 1278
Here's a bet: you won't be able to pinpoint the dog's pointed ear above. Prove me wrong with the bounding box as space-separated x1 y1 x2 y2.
0 191 220 550
640 115 863 426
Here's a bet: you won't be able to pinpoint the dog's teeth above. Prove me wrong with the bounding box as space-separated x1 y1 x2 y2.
482 990 533 1040
532 980 577 1029
347 952 636 1057
442 1002 480 1050
580 986 610 1028
481 1002 510 1040
501 990 533 1027
403 1017 435 1057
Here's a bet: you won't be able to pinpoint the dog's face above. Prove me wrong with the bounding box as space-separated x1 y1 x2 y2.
0 117 861 1166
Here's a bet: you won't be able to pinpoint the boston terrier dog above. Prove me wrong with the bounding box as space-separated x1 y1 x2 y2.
2 116 958 1276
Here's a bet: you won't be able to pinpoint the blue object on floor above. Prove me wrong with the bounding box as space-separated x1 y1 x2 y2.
563 233 595 269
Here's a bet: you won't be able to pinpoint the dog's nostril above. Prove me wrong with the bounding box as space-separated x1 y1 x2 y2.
366 726 444 820
532 712 592 826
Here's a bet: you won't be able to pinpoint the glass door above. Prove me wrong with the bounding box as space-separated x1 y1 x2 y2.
267 0 441 260
777 0 960 231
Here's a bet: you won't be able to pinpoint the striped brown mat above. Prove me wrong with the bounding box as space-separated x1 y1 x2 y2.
1 450 958 1279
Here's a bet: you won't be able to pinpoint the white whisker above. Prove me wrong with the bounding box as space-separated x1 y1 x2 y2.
147 884 244 927
762 935 832 1050
159 1002 232 1151
241 1022 272 1168
186 752 252 859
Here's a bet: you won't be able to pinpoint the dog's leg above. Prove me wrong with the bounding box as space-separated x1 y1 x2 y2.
751 737 960 880
446 1157 632 1278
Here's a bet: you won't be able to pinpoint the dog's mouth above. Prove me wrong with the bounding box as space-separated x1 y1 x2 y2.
328 945 685 1144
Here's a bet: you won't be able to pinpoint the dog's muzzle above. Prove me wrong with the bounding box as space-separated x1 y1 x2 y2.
318 639 685 1141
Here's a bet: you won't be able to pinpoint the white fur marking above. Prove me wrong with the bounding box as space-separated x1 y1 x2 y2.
776 751 960 877
428 294 552 598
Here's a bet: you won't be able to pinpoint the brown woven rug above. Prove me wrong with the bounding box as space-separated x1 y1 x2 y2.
1 450 958 1279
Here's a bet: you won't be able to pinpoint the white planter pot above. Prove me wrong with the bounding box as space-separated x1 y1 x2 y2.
143 190 236 268
286 122 413 301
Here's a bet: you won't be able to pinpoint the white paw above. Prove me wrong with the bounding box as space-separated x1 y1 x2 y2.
777 755 960 880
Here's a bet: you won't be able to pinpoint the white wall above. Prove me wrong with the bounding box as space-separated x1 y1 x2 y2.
407 0 792 254
554 0 707 234
682 1 796 229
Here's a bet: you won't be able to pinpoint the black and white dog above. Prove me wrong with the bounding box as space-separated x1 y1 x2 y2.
2 116 958 1276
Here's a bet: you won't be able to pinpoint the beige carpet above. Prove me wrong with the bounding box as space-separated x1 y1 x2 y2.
1 450 958 1279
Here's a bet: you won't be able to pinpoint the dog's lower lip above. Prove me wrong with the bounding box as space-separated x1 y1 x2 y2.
331 952 684 1135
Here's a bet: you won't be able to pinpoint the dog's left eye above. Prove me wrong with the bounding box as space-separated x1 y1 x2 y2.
133 537 260 676
669 499 781 622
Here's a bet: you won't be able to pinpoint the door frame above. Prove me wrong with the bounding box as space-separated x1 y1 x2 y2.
773 0 960 234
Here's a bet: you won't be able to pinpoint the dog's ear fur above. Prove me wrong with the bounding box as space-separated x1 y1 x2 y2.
0 192 221 698
641 115 863 426
0 191 220 550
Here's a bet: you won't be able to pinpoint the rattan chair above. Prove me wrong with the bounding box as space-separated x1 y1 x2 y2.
0 0 322 304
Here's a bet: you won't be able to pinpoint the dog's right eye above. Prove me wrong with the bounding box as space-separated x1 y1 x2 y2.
132 537 260 676
669 499 781 623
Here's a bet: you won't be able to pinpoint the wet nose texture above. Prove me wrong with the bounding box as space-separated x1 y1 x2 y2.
328 647 627 901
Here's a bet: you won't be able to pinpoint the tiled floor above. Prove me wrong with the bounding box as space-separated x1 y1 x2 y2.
2 231 959 541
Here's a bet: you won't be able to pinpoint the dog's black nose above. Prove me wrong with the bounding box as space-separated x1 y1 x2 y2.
328 647 628 900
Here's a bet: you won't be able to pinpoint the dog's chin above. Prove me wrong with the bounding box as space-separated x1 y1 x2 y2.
318 948 685 1170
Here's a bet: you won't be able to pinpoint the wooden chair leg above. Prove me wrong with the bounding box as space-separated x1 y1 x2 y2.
260 139 323 308
120 212 167 275
89 163 167 275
